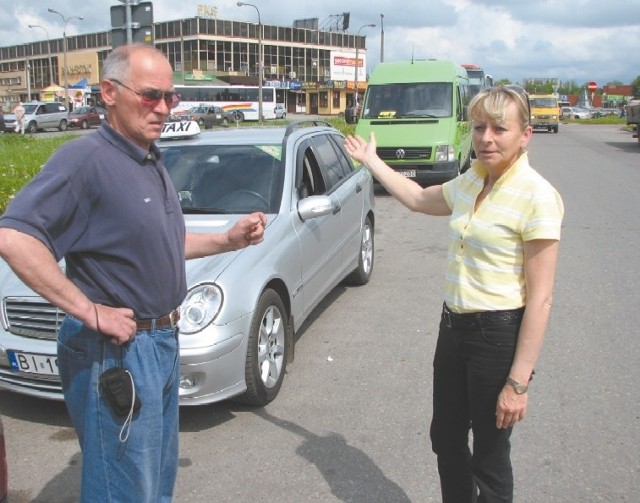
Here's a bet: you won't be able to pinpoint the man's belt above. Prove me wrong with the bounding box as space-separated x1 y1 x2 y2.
135 308 180 331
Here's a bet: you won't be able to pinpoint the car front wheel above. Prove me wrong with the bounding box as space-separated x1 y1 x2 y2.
27 121 38 134
344 215 374 285
58 119 68 132
236 288 289 406
81 120 89 129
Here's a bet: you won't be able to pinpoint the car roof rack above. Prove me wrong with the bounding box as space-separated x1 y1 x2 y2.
283 119 334 141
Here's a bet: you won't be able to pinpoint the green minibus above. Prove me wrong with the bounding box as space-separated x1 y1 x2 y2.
347 60 473 184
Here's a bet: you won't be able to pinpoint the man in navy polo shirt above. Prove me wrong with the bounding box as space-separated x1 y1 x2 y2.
0 44 266 502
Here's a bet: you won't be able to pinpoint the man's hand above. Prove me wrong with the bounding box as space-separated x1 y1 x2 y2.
93 304 137 346
227 212 267 249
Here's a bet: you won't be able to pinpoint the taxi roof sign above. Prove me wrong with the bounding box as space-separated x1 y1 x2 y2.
161 120 201 140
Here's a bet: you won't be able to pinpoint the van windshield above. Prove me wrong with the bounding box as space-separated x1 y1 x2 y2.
362 82 452 119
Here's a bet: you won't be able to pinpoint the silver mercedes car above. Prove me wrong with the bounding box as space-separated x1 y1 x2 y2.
0 121 375 406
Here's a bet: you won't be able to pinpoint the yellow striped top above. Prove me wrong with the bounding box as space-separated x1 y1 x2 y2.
441 152 564 313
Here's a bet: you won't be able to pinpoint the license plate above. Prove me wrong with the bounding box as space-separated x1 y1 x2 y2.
8 351 59 376
398 170 416 178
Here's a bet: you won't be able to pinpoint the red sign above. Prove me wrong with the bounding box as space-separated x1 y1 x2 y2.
587 81 597 92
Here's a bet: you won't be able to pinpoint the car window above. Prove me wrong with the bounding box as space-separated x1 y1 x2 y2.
310 134 349 191
162 144 284 213
296 139 327 198
327 133 356 177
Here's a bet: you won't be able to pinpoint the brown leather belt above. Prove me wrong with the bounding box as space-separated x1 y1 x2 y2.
135 308 180 331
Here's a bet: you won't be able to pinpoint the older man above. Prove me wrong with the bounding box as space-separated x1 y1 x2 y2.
0 44 266 502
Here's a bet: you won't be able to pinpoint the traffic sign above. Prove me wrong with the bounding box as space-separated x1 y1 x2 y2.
587 81 597 92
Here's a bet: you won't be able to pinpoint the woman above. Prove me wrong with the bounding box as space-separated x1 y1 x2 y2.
344 86 564 502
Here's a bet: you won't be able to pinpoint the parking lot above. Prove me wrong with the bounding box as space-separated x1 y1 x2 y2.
1 123 639 502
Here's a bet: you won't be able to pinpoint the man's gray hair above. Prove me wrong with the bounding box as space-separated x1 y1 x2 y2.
102 44 168 82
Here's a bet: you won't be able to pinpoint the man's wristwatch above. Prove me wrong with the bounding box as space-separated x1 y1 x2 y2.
506 376 528 394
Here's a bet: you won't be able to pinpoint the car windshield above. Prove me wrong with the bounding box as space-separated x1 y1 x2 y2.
23 104 39 114
362 82 453 119
161 143 284 214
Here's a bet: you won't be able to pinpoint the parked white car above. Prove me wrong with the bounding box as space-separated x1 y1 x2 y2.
274 103 287 119
561 106 592 120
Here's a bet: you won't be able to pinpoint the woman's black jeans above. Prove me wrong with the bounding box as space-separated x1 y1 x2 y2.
430 305 523 503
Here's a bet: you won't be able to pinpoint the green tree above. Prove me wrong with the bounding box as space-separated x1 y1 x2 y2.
631 76 640 98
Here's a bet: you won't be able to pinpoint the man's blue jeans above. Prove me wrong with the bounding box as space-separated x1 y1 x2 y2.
430 313 522 503
57 316 180 503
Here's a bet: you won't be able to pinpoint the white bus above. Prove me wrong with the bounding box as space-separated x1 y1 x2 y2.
174 85 277 121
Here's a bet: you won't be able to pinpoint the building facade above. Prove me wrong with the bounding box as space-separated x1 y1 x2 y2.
0 15 371 115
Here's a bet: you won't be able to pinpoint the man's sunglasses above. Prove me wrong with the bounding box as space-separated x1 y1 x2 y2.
110 78 181 109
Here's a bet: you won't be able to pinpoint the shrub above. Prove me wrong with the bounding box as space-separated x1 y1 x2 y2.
0 134 77 213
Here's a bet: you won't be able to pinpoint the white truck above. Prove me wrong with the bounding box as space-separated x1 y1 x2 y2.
626 99 640 144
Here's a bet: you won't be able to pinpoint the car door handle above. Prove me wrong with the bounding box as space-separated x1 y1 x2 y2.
332 202 342 215
355 183 362 193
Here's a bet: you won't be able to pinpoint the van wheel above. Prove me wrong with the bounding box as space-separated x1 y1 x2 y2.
58 119 68 132
27 121 38 134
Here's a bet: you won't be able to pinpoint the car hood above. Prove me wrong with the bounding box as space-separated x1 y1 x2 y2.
184 212 275 285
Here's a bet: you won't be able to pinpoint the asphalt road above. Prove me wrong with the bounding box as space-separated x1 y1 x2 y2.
1 123 639 502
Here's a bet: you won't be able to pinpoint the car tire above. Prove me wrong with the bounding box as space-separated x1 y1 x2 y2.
235 288 289 406
344 215 375 285
553 126 559 133
27 121 38 134
81 120 88 129
233 111 244 123
58 119 68 132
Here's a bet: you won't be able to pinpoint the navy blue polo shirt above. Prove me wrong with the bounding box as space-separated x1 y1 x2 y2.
0 123 187 318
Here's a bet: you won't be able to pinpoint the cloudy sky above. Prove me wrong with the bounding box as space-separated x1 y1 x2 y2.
1 0 638 87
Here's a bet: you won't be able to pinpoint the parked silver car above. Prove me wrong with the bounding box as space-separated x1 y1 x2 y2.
560 106 592 120
3 101 69 133
0 121 375 406
274 103 287 119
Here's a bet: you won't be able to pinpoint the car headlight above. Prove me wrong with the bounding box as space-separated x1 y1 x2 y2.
178 283 223 334
435 145 454 162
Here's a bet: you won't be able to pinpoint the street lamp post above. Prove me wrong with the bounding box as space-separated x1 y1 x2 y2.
380 14 384 63
237 2 263 124
354 23 375 109
28 24 54 87
48 8 84 111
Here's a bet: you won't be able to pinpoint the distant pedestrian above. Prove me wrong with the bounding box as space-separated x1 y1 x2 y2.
13 102 25 134
0 109 5 133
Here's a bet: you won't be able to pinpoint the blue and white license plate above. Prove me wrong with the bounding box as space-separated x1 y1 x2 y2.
8 351 59 376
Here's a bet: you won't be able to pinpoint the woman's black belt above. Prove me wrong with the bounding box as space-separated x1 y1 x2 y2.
441 303 524 330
